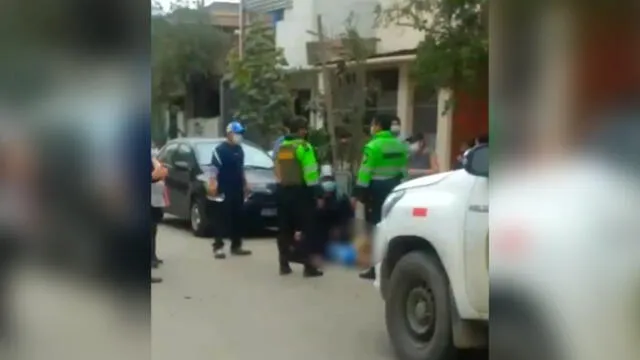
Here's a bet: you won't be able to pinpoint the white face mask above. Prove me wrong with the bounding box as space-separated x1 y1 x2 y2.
409 143 421 153
390 125 401 135
231 134 243 144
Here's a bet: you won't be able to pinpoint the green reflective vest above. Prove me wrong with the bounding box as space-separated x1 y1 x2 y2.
276 138 320 187
355 130 409 188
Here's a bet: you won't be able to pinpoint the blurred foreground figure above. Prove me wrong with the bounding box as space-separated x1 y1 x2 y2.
151 157 168 283
491 118 640 360
490 5 640 357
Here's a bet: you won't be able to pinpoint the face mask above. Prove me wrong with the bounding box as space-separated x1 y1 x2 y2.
390 125 401 135
321 181 336 193
409 143 421 153
231 134 243 144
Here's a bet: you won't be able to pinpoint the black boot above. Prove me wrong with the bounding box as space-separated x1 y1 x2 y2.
230 247 252 256
358 267 376 280
279 263 292 276
279 255 292 275
303 265 323 278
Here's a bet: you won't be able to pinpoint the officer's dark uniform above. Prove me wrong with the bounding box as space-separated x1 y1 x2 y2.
353 130 409 279
275 136 323 277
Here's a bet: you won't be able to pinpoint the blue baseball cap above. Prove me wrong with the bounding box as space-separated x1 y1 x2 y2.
226 121 245 134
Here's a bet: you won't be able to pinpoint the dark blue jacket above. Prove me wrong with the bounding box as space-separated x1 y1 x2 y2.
212 141 245 200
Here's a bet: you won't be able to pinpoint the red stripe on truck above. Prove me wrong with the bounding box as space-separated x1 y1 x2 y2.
412 208 428 217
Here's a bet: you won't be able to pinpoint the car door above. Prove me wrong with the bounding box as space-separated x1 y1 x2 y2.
171 144 196 218
463 173 489 315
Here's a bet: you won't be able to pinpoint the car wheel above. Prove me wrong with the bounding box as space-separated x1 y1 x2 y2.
385 251 455 360
190 200 209 237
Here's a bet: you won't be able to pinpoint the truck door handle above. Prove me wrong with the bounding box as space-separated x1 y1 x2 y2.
469 205 488 213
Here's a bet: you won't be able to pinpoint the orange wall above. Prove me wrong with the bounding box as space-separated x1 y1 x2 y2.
450 91 489 166
574 15 638 125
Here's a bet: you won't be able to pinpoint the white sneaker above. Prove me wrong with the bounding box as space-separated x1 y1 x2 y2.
214 248 226 259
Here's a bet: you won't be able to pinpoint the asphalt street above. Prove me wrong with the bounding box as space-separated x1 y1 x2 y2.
152 222 488 360
0 220 485 360
152 222 394 360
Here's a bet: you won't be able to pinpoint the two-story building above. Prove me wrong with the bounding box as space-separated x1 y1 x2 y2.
244 0 488 170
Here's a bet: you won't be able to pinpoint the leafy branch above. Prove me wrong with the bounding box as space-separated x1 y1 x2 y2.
375 0 488 96
227 21 293 144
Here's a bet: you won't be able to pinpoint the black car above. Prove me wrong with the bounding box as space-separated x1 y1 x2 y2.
156 138 277 236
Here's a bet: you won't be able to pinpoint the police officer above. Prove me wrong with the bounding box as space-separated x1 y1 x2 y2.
352 114 409 280
275 117 323 277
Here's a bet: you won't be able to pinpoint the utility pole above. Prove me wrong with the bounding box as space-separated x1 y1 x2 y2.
316 15 338 168
238 0 246 59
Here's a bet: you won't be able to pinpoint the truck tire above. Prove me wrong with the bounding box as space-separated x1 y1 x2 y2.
385 251 455 360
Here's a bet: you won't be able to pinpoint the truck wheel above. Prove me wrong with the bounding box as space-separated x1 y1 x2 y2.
385 251 455 360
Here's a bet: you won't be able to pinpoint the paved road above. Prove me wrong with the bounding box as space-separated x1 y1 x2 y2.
152 223 394 360
152 222 488 360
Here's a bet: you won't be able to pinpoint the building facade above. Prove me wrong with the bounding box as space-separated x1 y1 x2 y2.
245 0 487 169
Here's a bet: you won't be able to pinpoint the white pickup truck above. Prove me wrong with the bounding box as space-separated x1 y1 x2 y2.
374 141 640 360
373 144 489 360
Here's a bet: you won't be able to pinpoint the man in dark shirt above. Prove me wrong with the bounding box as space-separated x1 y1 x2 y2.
210 121 252 259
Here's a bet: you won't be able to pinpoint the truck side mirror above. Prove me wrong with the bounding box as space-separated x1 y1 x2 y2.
463 144 489 177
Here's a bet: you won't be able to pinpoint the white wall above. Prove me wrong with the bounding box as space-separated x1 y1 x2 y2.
275 0 378 68
312 0 377 39
374 0 425 53
275 1 315 69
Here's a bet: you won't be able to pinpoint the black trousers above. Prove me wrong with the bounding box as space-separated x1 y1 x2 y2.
364 180 398 235
213 197 244 250
276 185 316 265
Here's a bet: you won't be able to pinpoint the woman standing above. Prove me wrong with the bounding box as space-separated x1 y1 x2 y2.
408 133 440 178
151 157 168 275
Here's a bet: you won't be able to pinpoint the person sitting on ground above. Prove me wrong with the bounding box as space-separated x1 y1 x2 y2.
290 167 354 266
317 167 354 251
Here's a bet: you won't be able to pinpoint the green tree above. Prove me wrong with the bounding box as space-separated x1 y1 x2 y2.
227 21 293 144
376 0 488 100
151 0 231 140
333 15 377 173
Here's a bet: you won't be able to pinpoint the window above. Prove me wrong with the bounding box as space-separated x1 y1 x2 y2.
157 143 178 163
241 143 274 169
195 142 221 165
269 9 285 24
195 142 274 169
472 146 489 175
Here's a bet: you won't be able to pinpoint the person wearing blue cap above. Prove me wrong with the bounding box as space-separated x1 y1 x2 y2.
209 120 252 259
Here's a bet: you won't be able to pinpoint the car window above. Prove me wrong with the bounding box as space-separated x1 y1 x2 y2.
241 143 274 169
174 144 195 164
157 143 178 163
472 146 489 175
194 141 274 169
195 142 221 165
